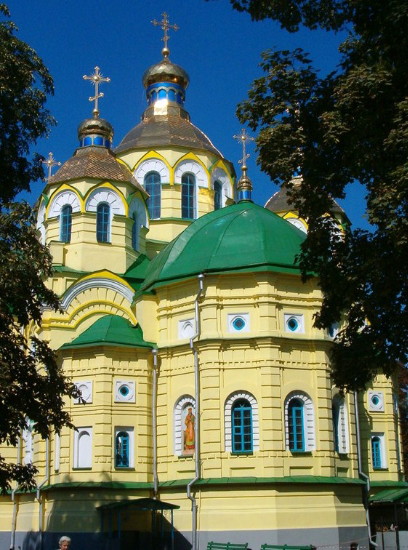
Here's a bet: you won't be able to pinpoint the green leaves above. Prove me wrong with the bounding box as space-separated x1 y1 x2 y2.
234 0 408 391
0 6 55 203
0 8 76 493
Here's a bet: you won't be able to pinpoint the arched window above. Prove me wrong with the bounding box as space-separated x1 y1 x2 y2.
285 392 315 452
182 173 196 219
96 202 110 243
288 398 305 452
145 171 161 219
132 212 139 251
74 427 92 468
225 391 259 453
232 399 253 453
174 396 196 456
115 431 130 467
371 434 386 469
60 204 72 242
332 395 349 454
214 180 222 210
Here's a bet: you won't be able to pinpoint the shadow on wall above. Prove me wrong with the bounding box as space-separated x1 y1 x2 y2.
21 474 191 550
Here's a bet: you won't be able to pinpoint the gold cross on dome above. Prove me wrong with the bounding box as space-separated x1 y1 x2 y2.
151 12 179 54
42 152 61 181
233 128 255 168
83 66 111 117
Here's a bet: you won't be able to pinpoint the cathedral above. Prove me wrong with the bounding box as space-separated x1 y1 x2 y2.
0 14 406 550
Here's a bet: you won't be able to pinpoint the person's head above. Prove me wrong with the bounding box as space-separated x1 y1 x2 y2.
59 536 71 550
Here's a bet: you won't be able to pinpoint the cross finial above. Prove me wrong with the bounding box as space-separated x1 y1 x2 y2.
151 12 179 57
42 152 61 181
83 66 111 117
233 128 255 168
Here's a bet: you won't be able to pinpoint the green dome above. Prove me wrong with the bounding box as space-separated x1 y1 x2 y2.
141 202 306 292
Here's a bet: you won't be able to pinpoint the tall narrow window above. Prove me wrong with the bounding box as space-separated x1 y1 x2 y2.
214 180 222 210
115 431 130 467
132 212 139 251
232 398 253 453
182 173 196 219
96 202 110 243
60 204 72 242
74 428 92 469
288 398 305 452
372 436 382 469
332 402 340 453
145 171 161 219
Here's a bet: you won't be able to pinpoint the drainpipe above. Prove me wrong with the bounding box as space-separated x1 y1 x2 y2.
10 437 22 550
37 438 50 550
354 391 378 548
152 348 159 499
187 274 204 550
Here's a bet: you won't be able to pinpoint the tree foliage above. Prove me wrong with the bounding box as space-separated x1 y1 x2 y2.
231 0 408 390
0 5 78 493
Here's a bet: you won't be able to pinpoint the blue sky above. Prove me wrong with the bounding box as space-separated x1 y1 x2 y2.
7 0 369 229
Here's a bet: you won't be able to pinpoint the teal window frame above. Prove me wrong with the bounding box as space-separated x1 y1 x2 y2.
115 431 130 468
96 202 110 243
60 204 72 242
145 171 161 219
372 436 382 469
182 173 196 219
232 399 253 454
288 398 305 452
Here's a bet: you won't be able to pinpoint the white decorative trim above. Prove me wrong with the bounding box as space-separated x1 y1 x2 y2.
286 217 307 233
333 394 350 454
49 190 81 218
36 201 46 244
74 427 92 469
174 160 208 188
228 313 250 333
368 391 385 412
178 319 195 339
371 433 387 469
284 392 316 451
54 433 60 472
85 188 125 215
22 419 34 465
74 380 93 404
211 167 232 205
115 380 136 403
114 427 134 468
174 396 196 456
135 159 169 183
284 313 305 334
224 391 259 452
61 278 134 310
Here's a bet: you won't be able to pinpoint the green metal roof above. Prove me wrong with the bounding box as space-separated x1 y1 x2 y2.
123 254 150 289
160 476 365 488
141 201 306 292
60 314 155 350
97 497 179 511
370 488 408 503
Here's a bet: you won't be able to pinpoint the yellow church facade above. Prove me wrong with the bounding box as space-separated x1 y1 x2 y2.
0 29 405 550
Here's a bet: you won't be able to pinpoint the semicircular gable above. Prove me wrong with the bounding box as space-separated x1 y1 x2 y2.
61 275 135 311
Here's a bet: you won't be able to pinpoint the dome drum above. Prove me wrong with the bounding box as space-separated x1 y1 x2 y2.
146 82 185 106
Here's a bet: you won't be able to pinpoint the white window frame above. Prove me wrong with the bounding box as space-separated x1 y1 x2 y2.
114 427 134 468
284 392 316 451
174 396 196 456
332 394 350 454
371 433 387 470
224 391 259 452
73 427 93 469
